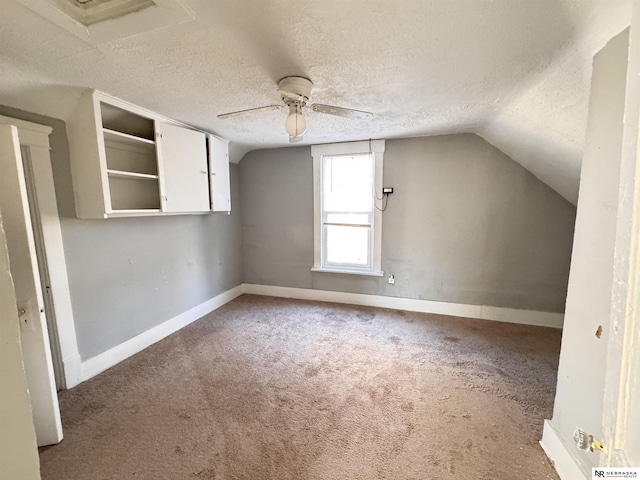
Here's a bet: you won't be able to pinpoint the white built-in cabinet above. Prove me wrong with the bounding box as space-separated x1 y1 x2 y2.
67 90 231 218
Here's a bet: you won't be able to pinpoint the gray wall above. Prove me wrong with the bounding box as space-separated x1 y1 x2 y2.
240 134 576 313
0 105 244 360
2 100 575 364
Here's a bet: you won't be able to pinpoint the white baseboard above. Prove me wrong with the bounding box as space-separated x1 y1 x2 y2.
541 420 588 480
77 283 562 384
62 354 82 389
242 284 564 329
80 285 243 382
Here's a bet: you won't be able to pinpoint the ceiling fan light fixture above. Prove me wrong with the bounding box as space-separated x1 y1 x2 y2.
285 104 307 138
217 76 374 140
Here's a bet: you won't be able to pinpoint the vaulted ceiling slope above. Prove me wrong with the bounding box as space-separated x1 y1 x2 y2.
0 0 632 205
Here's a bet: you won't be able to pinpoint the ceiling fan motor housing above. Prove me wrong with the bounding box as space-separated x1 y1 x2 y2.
278 76 313 106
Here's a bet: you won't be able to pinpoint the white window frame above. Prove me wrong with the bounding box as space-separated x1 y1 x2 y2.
311 140 385 276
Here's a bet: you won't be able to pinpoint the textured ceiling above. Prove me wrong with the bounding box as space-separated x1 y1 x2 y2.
0 0 632 203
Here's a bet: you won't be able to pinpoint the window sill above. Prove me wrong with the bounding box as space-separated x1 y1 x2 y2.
311 267 384 277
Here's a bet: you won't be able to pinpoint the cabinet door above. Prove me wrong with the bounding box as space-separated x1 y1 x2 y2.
208 134 231 212
156 122 209 213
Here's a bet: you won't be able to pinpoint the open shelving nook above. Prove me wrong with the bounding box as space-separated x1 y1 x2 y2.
100 102 161 213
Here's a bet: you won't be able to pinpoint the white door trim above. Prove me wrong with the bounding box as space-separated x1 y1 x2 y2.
602 117 640 467
0 124 62 445
0 115 81 388
600 10 640 463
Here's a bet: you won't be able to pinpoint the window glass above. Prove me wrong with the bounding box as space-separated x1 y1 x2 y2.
325 225 370 265
322 155 373 213
321 154 374 269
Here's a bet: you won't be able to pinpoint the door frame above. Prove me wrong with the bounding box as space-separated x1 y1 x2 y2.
0 123 62 445
0 115 81 389
601 24 640 464
603 118 640 466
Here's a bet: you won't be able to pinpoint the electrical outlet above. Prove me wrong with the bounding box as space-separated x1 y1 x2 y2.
388 274 395 285
382 187 394 194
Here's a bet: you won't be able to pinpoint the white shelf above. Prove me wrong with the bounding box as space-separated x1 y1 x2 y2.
107 169 159 180
108 209 162 215
103 128 155 147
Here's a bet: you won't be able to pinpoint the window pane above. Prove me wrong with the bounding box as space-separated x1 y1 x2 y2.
325 213 371 225
323 154 373 213
325 225 370 266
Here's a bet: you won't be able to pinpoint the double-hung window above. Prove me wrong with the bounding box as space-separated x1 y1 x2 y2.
311 140 385 276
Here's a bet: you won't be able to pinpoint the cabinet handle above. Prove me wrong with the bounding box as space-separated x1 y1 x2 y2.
201 170 207 174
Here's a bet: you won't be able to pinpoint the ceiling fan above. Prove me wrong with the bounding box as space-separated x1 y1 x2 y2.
217 76 374 142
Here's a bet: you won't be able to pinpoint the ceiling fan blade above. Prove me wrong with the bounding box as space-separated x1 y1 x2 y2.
289 135 304 143
217 105 282 119
311 104 374 120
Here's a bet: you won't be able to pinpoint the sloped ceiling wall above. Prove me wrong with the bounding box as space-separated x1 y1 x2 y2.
479 1 632 204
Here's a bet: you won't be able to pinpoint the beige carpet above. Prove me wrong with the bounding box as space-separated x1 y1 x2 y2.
40 294 561 479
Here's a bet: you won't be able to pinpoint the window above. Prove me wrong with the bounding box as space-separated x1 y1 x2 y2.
311 140 385 276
